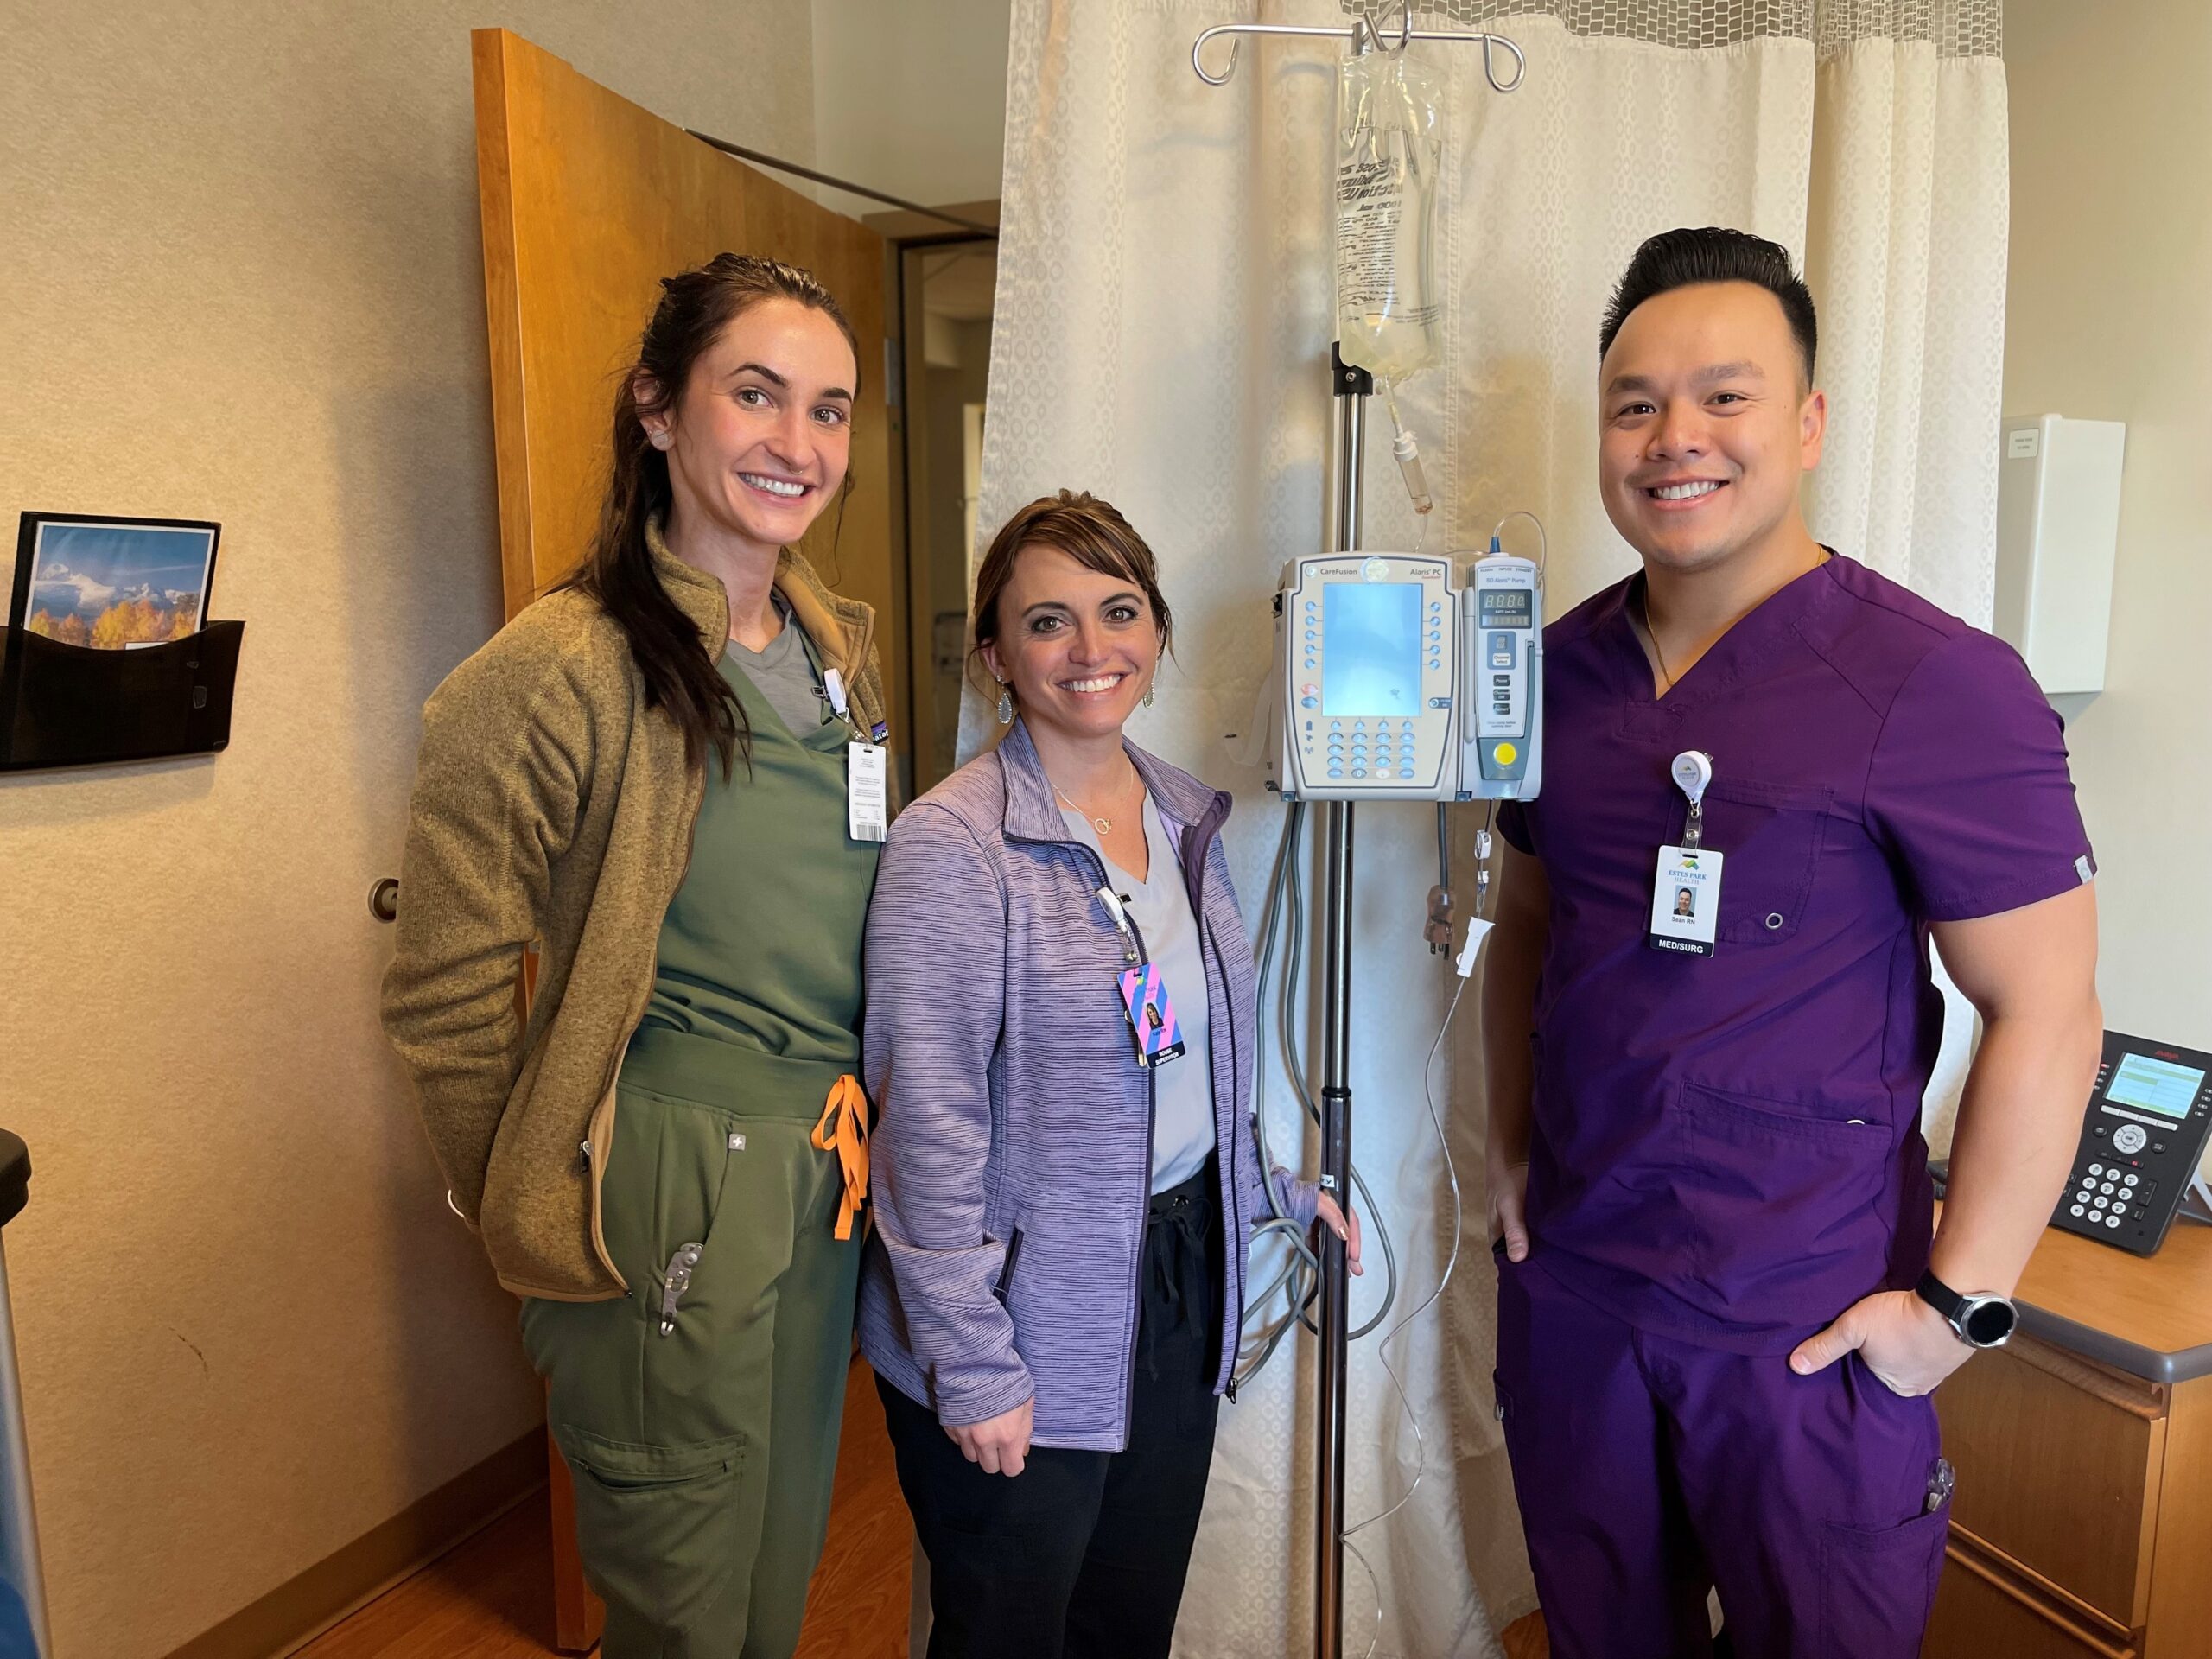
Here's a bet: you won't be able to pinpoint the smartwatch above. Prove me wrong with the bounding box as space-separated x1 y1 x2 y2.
1916 1268 2018 1350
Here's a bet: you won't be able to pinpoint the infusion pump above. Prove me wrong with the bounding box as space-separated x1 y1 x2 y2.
1267 550 1542 803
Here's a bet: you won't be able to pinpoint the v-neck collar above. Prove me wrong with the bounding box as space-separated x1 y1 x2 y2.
720 653 845 752
1060 792 1173 893
1605 550 1844 713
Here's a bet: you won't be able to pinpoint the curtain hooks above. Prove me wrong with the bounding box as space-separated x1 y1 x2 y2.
1482 31 1528 93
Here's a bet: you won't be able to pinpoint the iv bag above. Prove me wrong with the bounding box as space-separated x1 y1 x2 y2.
1335 48 1443 384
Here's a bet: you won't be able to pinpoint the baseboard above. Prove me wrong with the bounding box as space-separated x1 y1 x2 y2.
163 1427 548 1659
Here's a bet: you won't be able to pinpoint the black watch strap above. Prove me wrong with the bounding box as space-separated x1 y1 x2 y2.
1915 1268 1967 1323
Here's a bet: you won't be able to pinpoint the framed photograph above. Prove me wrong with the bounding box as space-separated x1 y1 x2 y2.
8 512 221 650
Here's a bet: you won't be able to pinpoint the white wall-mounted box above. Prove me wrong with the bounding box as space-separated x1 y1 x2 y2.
1993 414 2126 695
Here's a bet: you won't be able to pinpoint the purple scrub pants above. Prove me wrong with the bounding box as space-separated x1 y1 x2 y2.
1494 1252 1952 1659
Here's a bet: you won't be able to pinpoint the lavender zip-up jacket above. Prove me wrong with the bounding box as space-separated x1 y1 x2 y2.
858 720 1319 1452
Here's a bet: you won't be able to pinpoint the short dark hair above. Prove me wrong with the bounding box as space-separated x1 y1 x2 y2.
1599 227 1817 387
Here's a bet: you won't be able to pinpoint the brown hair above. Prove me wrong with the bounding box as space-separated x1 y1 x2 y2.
561 253 861 779
969 491 1174 707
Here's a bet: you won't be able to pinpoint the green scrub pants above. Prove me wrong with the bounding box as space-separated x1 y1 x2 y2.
522 1031 864 1658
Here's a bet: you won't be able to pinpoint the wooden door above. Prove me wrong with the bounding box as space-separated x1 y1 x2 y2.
470 29 900 1651
472 25 901 728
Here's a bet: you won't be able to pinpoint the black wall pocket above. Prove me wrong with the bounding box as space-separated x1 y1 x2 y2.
0 620 244 772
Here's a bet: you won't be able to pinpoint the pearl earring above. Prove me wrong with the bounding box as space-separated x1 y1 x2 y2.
995 683 1014 726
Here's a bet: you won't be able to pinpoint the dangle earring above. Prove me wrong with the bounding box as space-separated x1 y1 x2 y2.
1143 658 1159 708
995 681 1014 726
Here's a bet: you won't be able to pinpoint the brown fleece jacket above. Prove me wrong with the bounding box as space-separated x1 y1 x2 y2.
380 523 886 1300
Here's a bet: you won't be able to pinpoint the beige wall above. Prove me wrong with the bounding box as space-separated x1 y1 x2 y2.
811 0 1011 218
2003 4 2212 1067
0 7 816 1656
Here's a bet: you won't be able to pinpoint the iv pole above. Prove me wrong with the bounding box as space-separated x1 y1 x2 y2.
1190 15 1525 1659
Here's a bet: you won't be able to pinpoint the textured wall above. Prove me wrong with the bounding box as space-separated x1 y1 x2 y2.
811 0 1011 217
2002 3 2212 1062
0 6 815 1655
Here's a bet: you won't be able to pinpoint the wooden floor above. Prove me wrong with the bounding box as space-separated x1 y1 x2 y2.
302 1355 1535 1659
303 1357 912 1657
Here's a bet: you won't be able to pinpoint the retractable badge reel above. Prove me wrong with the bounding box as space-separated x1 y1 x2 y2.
1647 750 1722 957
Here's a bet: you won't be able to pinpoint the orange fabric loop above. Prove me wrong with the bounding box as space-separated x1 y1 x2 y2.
812 1075 872 1242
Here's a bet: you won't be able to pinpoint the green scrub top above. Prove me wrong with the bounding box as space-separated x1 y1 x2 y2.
639 629 880 1067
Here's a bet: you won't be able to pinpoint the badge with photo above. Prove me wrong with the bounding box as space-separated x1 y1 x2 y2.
8 512 222 651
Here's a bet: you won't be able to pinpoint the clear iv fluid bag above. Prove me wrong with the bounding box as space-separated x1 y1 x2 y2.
1335 49 1443 385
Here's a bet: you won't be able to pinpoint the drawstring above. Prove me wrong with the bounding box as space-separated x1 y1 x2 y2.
1137 1181 1216 1381
812 1076 871 1241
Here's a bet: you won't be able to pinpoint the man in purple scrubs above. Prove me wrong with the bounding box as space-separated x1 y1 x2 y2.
1481 228 2104 1657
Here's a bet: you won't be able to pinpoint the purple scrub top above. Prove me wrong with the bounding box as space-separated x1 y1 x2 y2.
1497 553 2094 1354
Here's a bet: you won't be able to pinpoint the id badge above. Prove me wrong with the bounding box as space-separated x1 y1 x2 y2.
847 743 887 842
1116 963 1187 1068
1647 844 1723 957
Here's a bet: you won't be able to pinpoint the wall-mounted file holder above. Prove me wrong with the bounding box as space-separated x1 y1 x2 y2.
0 621 244 772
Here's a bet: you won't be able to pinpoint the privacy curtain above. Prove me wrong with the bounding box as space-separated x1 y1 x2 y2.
971 3 2007 1652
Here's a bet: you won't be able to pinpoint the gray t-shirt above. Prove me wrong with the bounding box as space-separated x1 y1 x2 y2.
1060 793 1218 1192
725 596 829 737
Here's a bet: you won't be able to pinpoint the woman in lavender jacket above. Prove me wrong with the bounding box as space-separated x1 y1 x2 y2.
859 491 1359 1659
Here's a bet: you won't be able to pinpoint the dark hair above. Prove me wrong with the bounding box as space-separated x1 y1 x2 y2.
561 253 861 779
1599 227 1817 387
969 491 1174 707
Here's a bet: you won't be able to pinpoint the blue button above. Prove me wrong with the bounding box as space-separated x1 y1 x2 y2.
1300 696 1317 709
1330 720 1343 729
1352 768 1367 779
1400 766 1416 779
1328 766 1344 779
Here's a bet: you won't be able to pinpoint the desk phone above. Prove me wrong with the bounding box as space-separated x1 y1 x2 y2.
2049 1030 2212 1256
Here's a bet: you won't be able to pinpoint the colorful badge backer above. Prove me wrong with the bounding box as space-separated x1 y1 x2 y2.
1116 963 1187 1067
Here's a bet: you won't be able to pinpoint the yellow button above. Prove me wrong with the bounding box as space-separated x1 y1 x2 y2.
1495 742 1518 766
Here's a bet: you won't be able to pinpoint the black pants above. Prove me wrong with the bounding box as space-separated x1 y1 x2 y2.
880 1160 1227 1659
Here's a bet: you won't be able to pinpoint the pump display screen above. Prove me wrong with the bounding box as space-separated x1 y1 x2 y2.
2106 1054 2205 1119
1321 582 1421 715
1479 589 1533 627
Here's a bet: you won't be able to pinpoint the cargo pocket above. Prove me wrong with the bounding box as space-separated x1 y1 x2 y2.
558 1426 747 1639
1675 1082 1890 1326
1700 779 1832 944
1820 1501 1949 1659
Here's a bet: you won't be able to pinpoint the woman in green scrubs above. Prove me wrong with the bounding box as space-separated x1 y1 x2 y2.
382 254 887 1658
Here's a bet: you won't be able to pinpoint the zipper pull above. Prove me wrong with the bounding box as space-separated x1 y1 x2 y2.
1097 887 1139 963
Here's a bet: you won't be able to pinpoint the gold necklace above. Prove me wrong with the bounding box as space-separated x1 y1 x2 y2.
1639 588 1677 694
1052 766 1139 836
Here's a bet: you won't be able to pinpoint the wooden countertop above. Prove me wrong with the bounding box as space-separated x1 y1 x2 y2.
1938 1200 2212 1383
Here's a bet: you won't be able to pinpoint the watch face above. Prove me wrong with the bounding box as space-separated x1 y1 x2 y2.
1962 1298 2017 1347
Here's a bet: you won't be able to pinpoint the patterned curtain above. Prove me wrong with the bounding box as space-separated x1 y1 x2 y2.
970 3 2006 1652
